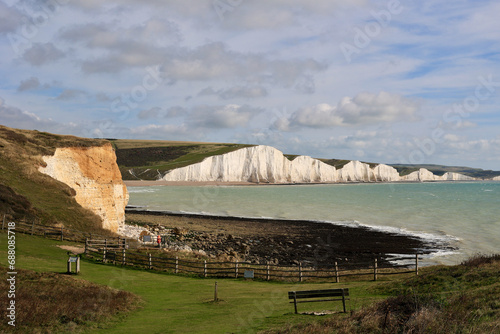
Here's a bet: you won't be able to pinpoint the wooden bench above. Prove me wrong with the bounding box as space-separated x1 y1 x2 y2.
288 288 349 314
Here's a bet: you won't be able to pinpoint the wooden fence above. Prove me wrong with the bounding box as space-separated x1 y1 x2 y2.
1 215 123 245
85 242 420 283
1 215 421 283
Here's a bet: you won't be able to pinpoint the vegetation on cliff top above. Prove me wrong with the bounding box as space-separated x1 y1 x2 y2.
111 139 254 180
0 125 113 234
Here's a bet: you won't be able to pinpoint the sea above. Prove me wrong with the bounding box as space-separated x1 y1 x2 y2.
127 181 500 266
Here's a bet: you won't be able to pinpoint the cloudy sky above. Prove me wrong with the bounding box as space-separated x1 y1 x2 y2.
1 0 499 169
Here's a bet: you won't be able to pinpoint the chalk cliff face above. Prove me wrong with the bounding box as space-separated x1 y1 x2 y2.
440 172 476 181
39 144 129 232
493 176 500 181
162 145 476 184
162 145 338 183
401 168 441 182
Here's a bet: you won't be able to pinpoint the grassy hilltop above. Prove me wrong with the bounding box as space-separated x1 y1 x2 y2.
0 125 114 234
111 139 500 180
110 139 254 180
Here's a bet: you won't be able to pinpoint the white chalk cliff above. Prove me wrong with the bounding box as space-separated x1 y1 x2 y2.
493 176 500 181
39 144 129 232
162 145 338 183
161 145 424 184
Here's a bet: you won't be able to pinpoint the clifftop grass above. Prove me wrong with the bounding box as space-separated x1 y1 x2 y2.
0 125 113 234
111 139 253 180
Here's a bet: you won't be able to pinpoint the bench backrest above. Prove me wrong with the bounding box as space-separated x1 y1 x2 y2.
288 288 349 300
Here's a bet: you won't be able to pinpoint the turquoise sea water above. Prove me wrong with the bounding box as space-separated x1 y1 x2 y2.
127 182 500 265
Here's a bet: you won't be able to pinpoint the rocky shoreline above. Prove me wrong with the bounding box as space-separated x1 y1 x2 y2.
124 210 454 268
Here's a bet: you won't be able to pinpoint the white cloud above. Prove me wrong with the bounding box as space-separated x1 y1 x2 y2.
287 92 419 129
188 104 262 129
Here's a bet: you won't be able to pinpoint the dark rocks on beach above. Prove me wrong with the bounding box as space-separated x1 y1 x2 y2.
126 210 455 268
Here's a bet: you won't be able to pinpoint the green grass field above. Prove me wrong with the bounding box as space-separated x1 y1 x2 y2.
0 232 391 333
2 231 499 333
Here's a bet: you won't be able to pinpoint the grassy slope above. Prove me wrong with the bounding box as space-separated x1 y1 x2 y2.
0 232 390 333
111 139 254 180
112 139 500 180
2 232 499 333
0 125 114 235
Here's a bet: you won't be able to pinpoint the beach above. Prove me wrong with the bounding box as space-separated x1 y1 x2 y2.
126 209 443 267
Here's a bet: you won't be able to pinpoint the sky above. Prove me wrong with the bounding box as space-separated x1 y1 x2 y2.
1 0 499 170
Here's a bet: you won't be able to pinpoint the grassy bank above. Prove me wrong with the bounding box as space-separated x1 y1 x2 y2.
0 232 389 333
1 232 499 333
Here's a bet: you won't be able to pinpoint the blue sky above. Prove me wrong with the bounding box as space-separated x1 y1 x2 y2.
1 0 499 169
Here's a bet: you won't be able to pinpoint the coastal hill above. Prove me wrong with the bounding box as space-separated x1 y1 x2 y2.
110 139 500 182
0 125 127 233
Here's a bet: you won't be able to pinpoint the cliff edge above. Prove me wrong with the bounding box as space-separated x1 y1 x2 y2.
39 144 129 232
161 145 478 184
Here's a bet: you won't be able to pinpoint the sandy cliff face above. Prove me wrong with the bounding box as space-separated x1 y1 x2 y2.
39 144 128 232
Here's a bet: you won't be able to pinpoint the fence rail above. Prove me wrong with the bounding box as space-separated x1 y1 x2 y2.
1 215 124 245
84 241 421 283
1 215 421 283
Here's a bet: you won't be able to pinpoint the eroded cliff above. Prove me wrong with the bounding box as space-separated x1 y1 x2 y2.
39 144 129 232
161 145 419 184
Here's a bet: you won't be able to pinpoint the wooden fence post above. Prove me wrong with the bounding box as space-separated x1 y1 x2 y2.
298 262 302 282
415 253 419 276
122 248 126 265
204 260 207 277
335 261 339 283
235 261 238 278
175 256 179 274
373 258 378 281
85 238 88 255
104 239 107 252
148 253 152 269
266 262 270 281
61 226 64 241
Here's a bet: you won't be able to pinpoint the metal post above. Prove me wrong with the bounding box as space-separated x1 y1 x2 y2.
103 249 107 263
148 253 152 269
122 248 126 266
374 258 378 281
104 239 107 252
85 238 88 255
235 261 238 278
335 261 339 283
266 262 270 281
204 260 207 277
175 256 179 274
